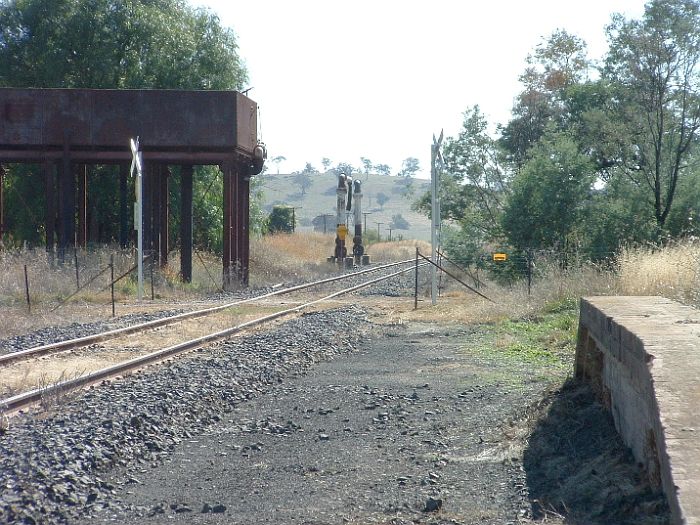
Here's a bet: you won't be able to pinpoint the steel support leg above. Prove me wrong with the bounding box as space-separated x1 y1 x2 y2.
77 164 87 248
235 172 250 286
159 165 169 266
44 160 56 254
180 165 193 283
119 164 129 248
142 163 152 261
58 149 75 260
0 164 4 245
222 164 234 289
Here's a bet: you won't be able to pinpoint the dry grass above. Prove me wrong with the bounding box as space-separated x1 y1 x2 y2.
3 234 700 341
249 231 336 284
367 239 431 262
617 240 700 305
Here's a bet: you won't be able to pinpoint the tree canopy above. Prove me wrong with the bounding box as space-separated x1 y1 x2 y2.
0 0 250 251
417 0 700 273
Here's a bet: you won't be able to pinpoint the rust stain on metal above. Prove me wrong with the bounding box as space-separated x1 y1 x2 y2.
0 88 257 164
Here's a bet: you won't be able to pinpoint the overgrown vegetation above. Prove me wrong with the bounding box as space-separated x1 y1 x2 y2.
416 0 700 273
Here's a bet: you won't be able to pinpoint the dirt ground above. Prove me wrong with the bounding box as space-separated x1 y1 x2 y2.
79 311 667 525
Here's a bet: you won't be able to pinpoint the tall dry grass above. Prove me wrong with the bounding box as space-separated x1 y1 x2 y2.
617 240 700 305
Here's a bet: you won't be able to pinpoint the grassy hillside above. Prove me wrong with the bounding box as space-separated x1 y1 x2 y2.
257 171 432 241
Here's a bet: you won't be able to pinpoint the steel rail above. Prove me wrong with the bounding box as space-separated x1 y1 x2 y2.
0 258 418 367
1 262 429 414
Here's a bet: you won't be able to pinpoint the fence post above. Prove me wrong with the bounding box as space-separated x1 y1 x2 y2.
414 247 419 310
24 265 31 313
110 254 115 317
150 257 155 300
74 249 80 290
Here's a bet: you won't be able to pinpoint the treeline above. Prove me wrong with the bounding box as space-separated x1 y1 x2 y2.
417 0 700 271
0 0 257 253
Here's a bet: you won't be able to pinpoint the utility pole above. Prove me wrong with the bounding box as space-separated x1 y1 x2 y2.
363 212 372 235
388 227 393 241
375 222 383 242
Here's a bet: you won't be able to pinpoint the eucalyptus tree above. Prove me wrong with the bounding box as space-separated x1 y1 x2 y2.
604 0 700 228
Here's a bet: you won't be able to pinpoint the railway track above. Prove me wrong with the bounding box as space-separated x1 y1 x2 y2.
0 260 428 414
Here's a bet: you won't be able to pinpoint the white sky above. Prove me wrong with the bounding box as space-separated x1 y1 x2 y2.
194 0 647 178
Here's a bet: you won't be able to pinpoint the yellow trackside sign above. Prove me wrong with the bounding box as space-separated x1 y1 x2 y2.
337 224 348 240
493 253 508 262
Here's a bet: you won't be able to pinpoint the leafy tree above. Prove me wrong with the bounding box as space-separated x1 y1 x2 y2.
360 157 373 174
321 158 332 172
293 171 312 196
375 164 391 176
334 163 355 176
389 213 410 230
603 0 700 229
499 30 590 166
397 157 420 178
416 107 508 240
301 162 317 175
375 192 390 209
502 132 595 252
270 155 286 174
267 206 295 234
0 0 248 250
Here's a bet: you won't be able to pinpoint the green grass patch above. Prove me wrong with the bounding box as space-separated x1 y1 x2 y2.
468 302 579 374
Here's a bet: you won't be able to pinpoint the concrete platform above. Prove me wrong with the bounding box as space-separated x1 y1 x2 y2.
576 296 700 525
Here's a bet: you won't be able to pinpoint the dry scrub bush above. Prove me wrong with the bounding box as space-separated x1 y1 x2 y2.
367 239 431 262
249 232 336 285
617 240 700 305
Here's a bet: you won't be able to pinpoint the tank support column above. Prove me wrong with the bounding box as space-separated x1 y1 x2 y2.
76 164 87 248
157 165 169 266
180 164 193 283
44 160 56 255
119 164 129 248
0 164 4 245
222 162 250 289
58 147 75 261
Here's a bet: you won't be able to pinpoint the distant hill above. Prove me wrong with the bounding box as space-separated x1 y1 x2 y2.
257 171 432 241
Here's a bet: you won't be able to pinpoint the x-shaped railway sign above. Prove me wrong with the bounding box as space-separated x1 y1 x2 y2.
129 137 142 177
432 130 445 172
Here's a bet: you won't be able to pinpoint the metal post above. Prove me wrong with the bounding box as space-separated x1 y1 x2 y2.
110 254 115 317
414 247 419 310
119 164 129 248
24 265 31 314
222 163 233 289
363 212 371 236
0 164 4 245
150 259 155 300
77 164 87 248
44 160 56 256
376 222 383 242
180 164 193 283
74 249 80 290
130 138 144 301
430 131 443 306
159 165 169 266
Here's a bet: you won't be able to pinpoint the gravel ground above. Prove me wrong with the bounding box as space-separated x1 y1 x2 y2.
0 284 667 524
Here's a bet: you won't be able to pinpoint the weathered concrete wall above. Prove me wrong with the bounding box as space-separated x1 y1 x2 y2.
576 296 700 525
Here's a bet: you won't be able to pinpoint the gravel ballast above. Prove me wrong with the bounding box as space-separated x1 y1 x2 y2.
0 306 372 524
0 293 667 524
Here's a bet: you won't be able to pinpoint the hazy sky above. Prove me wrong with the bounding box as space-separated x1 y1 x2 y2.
194 0 647 178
